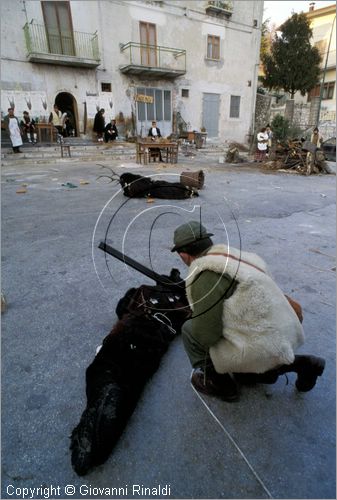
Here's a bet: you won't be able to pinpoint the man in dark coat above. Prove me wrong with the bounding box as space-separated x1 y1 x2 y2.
93 108 105 142
148 120 163 161
104 119 118 142
148 120 161 139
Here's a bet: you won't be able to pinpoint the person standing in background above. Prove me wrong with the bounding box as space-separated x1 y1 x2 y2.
254 127 268 162
4 108 23 153
265 124 273 157
93 108 105 142
310 127 323 148
49 104 63 137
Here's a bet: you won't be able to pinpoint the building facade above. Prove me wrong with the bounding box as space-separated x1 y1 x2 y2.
292 3 336 124
1 0 263 143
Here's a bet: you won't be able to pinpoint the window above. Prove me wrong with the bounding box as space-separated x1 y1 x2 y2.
155 89 163 120
230 96 240 118
181 89 189 98
146 89 155 121
207 35 220 60
136 88 171 122
41 1 75 56
323 81 335 100
164 90 171 120
308 82 335 101
101 83 111 92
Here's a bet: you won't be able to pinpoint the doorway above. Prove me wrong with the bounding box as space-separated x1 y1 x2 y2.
54 92 78 136
136 87 172 137
139 22 157 66
202 93 220 138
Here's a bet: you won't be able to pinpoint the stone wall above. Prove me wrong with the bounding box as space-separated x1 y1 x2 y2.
258 96 336 138
254 93 272 131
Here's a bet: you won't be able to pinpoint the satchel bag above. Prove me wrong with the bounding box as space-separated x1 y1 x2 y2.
122 284 191 334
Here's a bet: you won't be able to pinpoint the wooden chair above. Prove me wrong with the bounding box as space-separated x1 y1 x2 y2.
136 142 148 164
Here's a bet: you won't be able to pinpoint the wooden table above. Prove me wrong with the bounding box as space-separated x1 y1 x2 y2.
36 123 57 143
136 140 178 164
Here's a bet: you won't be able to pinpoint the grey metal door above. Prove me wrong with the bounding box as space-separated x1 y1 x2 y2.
202 93 220 138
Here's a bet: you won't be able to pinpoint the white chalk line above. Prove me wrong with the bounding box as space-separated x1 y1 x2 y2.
190 373 274 499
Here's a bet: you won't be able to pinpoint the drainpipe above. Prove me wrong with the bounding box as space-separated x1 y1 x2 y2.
250 2 263 149
315 14 336 127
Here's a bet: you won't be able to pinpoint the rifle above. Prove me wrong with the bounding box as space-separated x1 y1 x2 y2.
98 241 185 289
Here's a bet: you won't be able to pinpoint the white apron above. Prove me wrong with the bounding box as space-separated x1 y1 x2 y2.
9 118 23 147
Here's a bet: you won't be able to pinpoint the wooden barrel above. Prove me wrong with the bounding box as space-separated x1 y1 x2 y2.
180 170 204 189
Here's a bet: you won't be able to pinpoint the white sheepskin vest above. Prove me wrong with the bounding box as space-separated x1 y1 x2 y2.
185 244 304 373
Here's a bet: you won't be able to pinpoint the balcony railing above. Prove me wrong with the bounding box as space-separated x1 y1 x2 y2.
23 22 100 68
205 0 233 17
119 42 186 78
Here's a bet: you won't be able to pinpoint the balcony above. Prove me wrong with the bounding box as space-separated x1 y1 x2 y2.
23 22 100 68
205 1 233 17
119 42 186 79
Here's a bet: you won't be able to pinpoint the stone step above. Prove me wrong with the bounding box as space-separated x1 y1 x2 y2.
1 153 137 167
1 149 136 159
1 140 230 166
1 143 135 157
1 143 138 166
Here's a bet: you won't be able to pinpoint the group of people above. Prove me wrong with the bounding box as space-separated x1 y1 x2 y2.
93 108 119 143
92 112 163 146
3 104 76 153
255 124 324 164
3 108 37 153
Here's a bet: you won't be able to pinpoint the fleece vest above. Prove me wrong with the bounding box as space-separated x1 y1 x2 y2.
185 244 304 374
51 110 62 127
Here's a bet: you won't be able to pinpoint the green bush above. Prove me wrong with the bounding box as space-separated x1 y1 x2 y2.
271 114 290 141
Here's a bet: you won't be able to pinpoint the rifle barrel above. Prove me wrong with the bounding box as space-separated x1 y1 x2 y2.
98 241 181 288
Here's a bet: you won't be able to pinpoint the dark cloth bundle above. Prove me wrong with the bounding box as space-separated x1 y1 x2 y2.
70 270 190 476
119 172 199 199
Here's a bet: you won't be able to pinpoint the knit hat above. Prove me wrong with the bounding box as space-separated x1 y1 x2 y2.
171 220 213 252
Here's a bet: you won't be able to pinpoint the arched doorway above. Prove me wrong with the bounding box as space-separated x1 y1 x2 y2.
54 92 78 136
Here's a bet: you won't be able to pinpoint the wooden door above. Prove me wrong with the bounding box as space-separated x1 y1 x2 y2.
139 22 157 66
42 1 75 56
202 93 220 138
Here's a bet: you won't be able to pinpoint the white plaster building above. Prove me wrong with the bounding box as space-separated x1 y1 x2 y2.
305 2 336 122
1 0 263 143
292 3 336 122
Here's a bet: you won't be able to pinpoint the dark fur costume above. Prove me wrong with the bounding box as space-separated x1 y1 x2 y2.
70 270 190 476
97 166 198 199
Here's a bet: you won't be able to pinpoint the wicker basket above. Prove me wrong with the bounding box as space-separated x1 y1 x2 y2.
180 170 205 189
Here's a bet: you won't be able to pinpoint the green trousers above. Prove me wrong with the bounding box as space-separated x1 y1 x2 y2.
182 319 212 369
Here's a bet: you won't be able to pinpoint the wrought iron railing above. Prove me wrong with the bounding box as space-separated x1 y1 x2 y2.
23 22 99 61
120 42 186 72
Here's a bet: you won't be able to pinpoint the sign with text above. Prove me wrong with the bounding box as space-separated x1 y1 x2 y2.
135 94 154 104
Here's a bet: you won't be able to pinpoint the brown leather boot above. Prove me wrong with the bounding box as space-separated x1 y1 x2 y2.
191 367 239 402
278 355 325 392
293 355 325 392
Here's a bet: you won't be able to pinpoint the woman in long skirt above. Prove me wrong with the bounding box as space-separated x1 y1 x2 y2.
255 127 268 162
